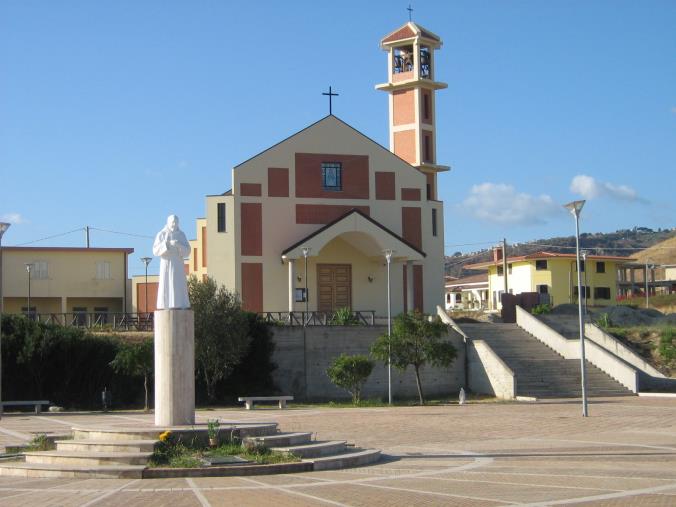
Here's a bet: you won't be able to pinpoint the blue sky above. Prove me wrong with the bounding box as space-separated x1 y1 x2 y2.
1 0 674 275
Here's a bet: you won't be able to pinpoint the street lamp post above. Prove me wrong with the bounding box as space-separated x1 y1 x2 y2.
564 200 588 417
645 260 651 309
0 222 11 420
140 257 152 317
384 249 394 405
581 250 589 316
25 263 33 320
301 247 311 325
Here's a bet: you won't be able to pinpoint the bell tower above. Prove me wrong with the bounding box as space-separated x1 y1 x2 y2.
376 22 449 200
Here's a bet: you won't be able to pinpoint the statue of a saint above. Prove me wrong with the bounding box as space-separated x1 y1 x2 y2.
153 214 191 309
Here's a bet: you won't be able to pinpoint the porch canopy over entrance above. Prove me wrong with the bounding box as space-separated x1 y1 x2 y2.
281 209 425 262
280 209 425 314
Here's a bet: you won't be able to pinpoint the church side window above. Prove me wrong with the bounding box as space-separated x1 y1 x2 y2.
217 203 226 232
321 162 342 191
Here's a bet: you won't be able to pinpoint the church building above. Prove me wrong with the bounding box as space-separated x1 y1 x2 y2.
186 22 448 317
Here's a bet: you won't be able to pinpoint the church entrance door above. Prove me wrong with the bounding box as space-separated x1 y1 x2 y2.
317 264 352 313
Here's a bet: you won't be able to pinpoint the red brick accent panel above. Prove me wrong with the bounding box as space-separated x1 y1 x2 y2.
137 282 158 313
402 264 423 313
240 183 262 196
241 203 262 256
201 226 207 268
393 130 416 165
375 172 395 200
295 153 369 199
296 204 370 224
241 262 263 312
402 207 422 250
393 89 415 126
401 187 421 201
193 248 197 271
183 263 189 275
414 264 423 312
382 24 416 43
421 89 433 123
268 167 289 197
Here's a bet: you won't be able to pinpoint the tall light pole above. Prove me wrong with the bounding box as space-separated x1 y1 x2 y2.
645 260 652 309
384 249 394 405
564 200 588 417
301 247 311 325
25 263 33 320
0 222 11 420
140 257 152 316
581 250 589 315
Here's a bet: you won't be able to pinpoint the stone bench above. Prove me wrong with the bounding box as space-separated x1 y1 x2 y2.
238 396 294 410
1 400 51 414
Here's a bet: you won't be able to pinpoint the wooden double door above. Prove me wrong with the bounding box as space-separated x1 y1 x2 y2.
317 264 352 312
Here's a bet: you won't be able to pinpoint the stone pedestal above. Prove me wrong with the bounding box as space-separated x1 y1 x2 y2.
154 309 195 426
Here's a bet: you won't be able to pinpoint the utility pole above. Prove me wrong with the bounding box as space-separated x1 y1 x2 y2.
502 238 508 296
85 226 90 248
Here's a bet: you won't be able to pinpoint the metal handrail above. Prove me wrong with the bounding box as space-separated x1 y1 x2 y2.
24 312 154 331
260 310 375 326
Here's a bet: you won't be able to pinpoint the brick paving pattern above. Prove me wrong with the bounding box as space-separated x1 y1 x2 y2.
1 396 676 505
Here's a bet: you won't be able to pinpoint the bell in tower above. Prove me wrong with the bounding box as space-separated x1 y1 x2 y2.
376 21 450 200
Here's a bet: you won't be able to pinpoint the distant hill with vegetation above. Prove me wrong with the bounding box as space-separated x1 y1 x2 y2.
446 227 676 278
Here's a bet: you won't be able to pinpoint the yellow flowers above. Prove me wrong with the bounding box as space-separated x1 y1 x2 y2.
159 430 172 442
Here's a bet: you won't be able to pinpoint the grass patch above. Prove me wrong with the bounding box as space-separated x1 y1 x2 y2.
617 293 676 311
23 434 55 452
148 432 299 468
605 325 675 376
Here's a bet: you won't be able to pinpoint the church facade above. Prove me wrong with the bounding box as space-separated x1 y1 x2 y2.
187 22 448 317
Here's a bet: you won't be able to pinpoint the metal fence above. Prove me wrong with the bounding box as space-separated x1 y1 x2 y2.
25 312 153 331
260 310 376 327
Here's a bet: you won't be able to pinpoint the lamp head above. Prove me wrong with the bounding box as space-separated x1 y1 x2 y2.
0 222 10 238
25 263 32 273
300 246 311 258
383 249 394 262
140 257 152 266
563 200 585 216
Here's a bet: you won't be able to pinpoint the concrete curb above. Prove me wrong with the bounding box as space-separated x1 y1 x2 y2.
143 461 313 478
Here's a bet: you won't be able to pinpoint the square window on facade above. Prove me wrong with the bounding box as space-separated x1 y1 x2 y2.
96 261 111 280
508 263 513 274
321 162 342 191
497 265 504 276
535 260 548 270
596 261 606 273
537 284 549 294
30 261 48 279
594 287 611 299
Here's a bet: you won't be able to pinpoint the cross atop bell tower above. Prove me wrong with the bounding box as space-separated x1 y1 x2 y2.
376 21 449 200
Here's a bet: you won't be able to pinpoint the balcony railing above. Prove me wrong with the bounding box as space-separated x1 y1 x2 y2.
260 310 376 327
23 312 154 331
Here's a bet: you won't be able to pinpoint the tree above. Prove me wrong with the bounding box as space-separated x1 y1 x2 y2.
188 276 251 402
371 312 456 405
110 339 154 411
326 354 374 404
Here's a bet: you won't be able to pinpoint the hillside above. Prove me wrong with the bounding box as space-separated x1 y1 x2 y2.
446 227 676 278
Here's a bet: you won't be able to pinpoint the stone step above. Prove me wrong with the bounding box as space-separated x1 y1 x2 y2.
0 461 145 479
272 440 347 458
56 439 157 453
24 450 152 467
310 449 382 471
72 422 278 441
245 432 312 448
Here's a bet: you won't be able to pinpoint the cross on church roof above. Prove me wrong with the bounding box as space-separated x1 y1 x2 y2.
407 4 413 21
322 86 339 115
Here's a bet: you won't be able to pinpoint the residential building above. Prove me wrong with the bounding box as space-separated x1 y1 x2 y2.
1 247 133 318
186 21 448 316
466 249 634 309
444 273 488 310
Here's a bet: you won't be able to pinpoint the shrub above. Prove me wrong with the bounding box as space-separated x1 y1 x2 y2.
658 327 676 368
597 313 612 329
333 307 357 326
326 354 374 404
531 304 552 315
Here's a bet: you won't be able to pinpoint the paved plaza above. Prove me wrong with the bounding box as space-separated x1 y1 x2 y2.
1 396 676 506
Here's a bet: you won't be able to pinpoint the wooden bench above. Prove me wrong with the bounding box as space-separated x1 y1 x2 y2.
237 396 293 410
1 400 51 414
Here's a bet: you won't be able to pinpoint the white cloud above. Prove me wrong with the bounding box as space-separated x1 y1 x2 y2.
570 174 641 201
671 106 676 114
460 183 560 225
0 212 27 224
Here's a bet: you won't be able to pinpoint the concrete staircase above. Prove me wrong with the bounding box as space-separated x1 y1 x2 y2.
0 423 380 478
460 322 632 398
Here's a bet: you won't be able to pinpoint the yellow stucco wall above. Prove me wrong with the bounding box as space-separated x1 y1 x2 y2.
487 257 622 309
1 248 130 314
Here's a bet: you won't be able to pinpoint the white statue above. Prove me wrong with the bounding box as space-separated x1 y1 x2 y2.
153 214 191 309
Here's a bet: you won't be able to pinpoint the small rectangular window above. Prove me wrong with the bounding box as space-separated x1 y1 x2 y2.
497 265 504 276
573 286 591 297
578 260 585 272
596 261 606 273
321 162 342 191
535 260 548 270
96 261 111 280
432 209 437 237
423 93 430 120
537 284 549 294
508 263 513 274
594 287 611 299
423 135 431 162
217 203 226 232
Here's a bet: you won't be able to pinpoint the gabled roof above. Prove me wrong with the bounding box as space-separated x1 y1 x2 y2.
465 251 635 270
233 114 424 179
281 208 426 260
445 273 488 288
381 22 441 45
